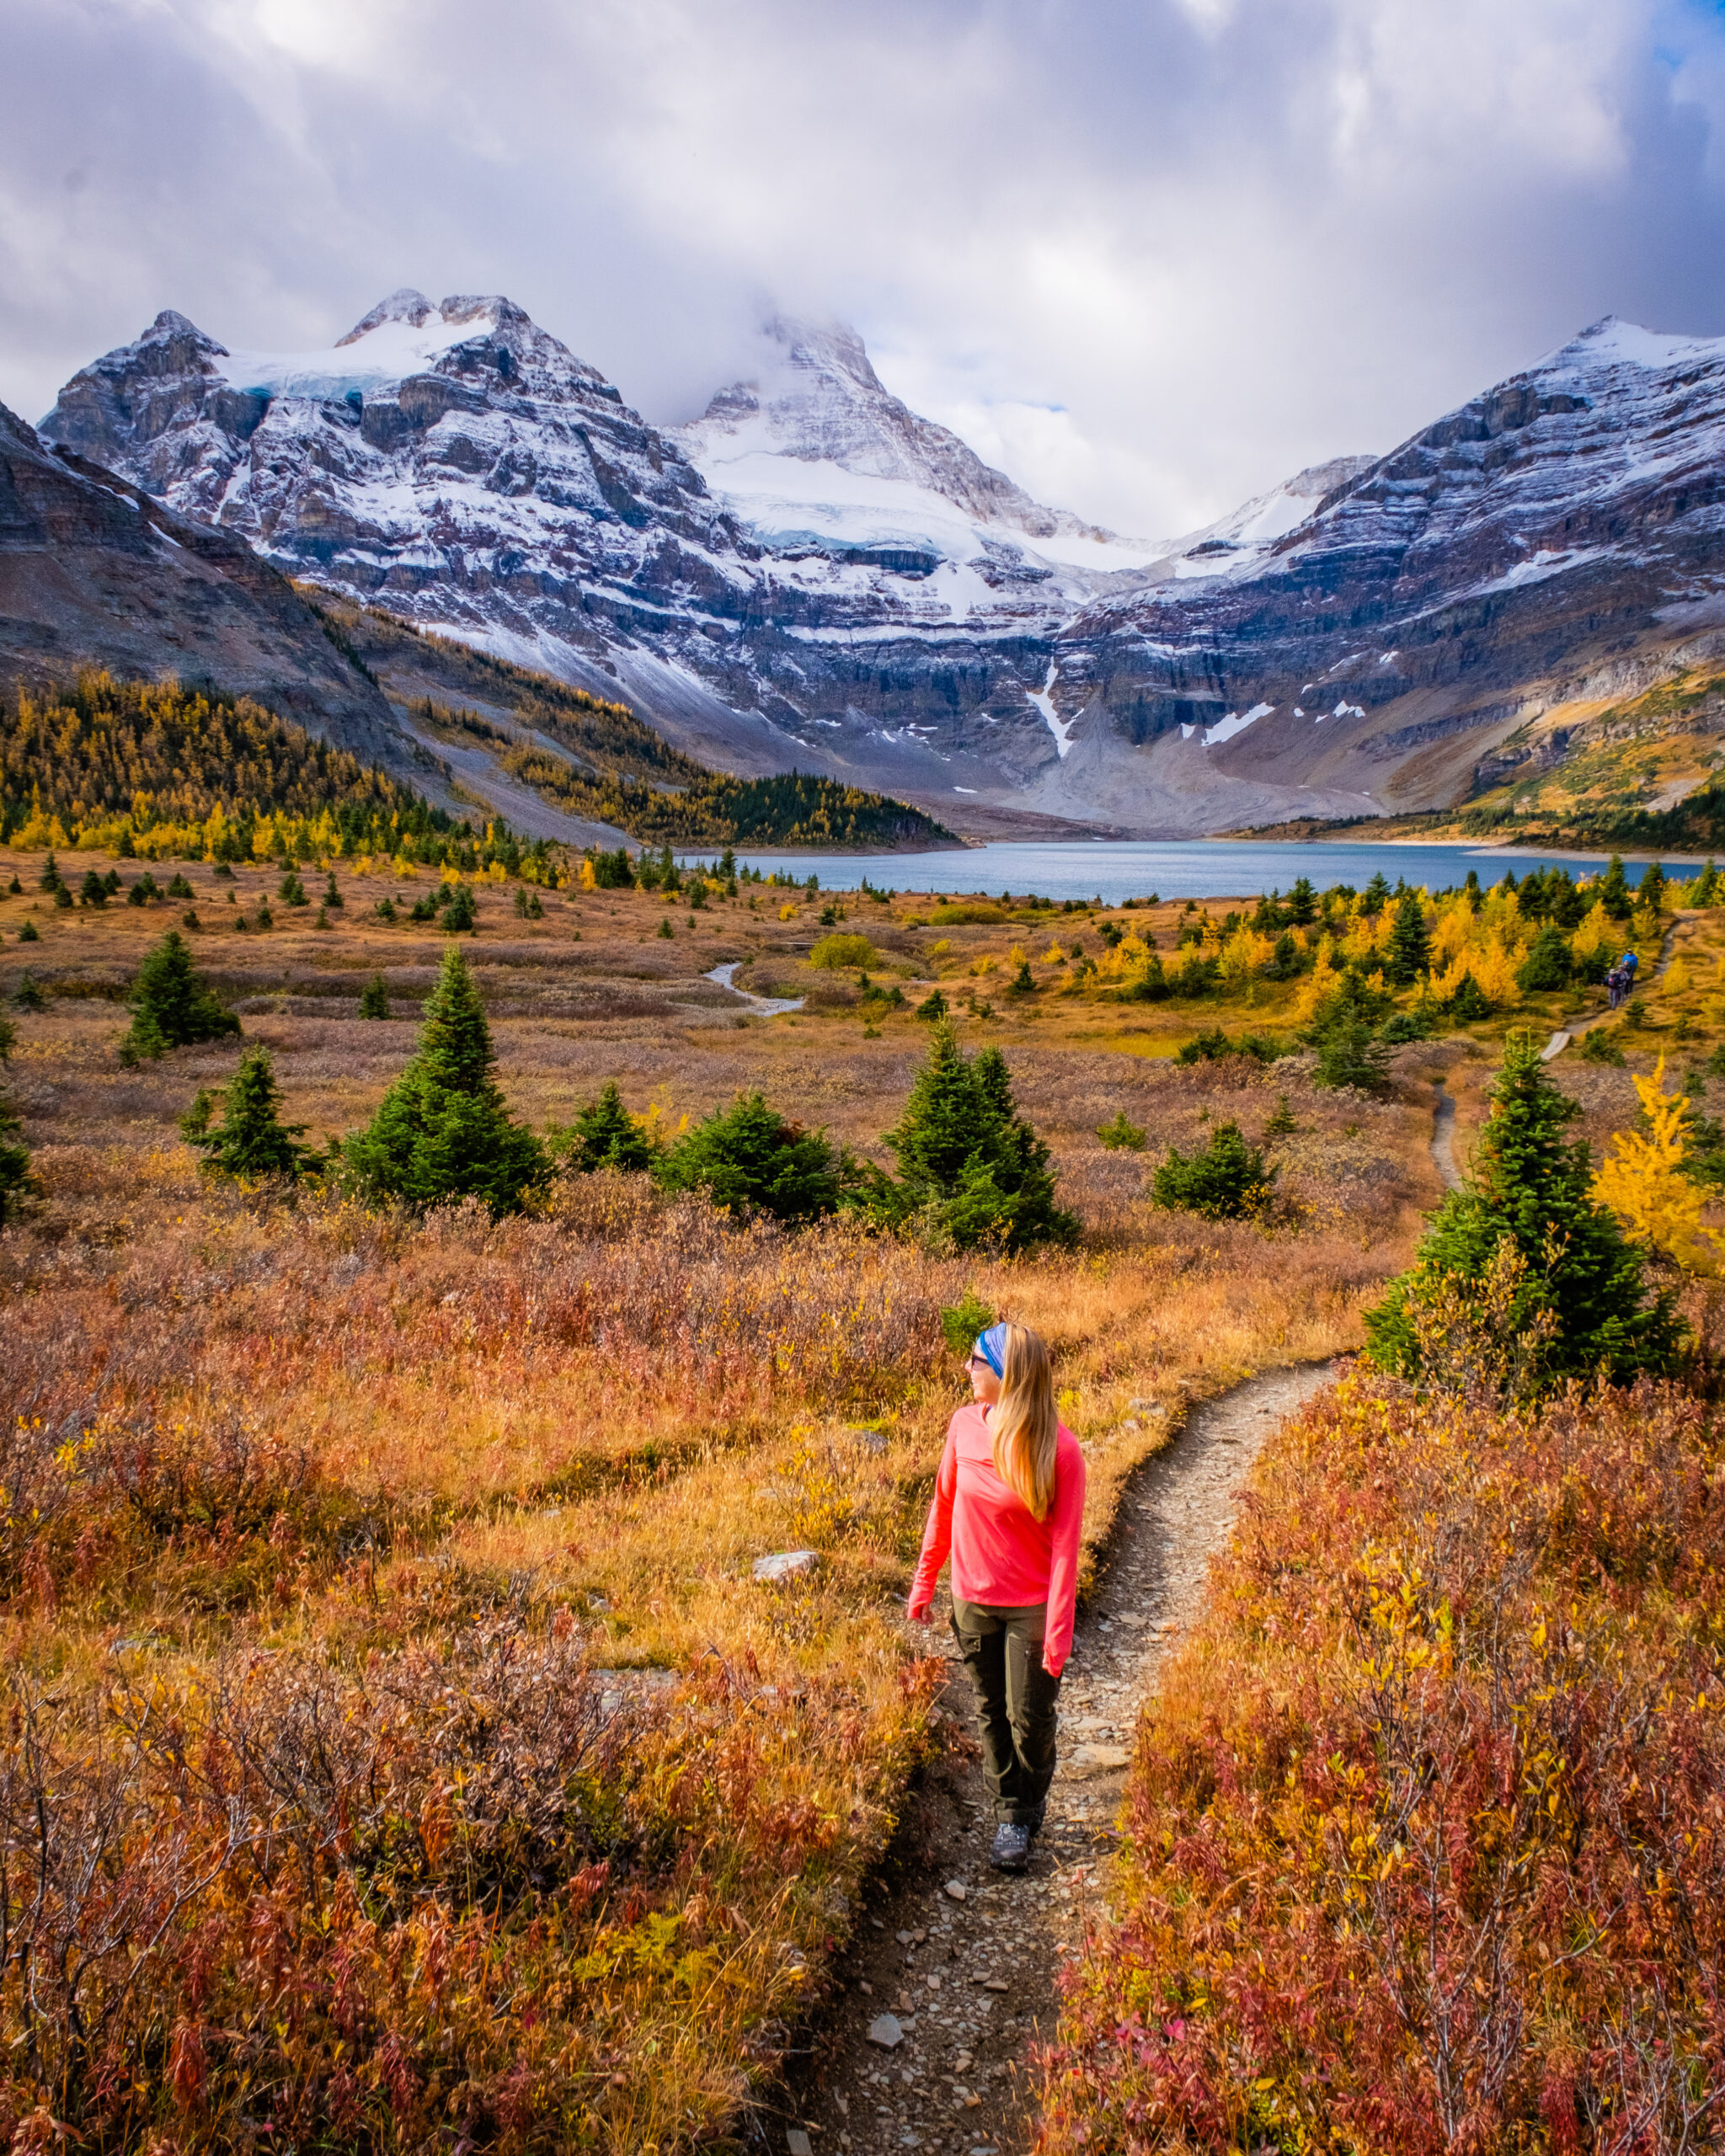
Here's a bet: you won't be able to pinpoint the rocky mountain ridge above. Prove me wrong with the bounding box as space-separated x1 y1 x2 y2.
0 396 417 777
36 300 1725 837
1040 318 1725 831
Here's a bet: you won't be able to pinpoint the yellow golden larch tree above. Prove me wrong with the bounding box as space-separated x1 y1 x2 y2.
1592 1055 1723 1275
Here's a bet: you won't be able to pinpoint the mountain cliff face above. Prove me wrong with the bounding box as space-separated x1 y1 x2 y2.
40 304 1725 837
1041 320 1725 829
37 291 806 771
0 397 414 773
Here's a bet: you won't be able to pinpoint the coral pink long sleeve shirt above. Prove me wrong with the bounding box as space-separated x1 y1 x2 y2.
906 1403 1087 1677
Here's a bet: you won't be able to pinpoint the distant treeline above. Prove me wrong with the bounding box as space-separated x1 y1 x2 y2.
0 674 553 875
419 694 953 848
315 602 956 848
505 746 954 848
1560 782 1725 853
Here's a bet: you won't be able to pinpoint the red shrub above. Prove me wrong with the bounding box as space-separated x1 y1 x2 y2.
1040 1375 1725 2154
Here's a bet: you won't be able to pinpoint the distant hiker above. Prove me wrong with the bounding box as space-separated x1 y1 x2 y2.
907 1321 1085 1874
1605 963 1625 1010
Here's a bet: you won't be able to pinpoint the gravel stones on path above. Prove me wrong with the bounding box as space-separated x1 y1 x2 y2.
767 1363 1334 2156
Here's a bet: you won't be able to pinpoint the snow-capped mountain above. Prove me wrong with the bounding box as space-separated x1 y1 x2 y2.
675 314 1163 579
1036 317 1725 829
36 290 800 768
1155 456 1377 580
34 300 1725 837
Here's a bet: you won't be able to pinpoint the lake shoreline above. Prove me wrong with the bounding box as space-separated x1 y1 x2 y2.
678 835 1706 903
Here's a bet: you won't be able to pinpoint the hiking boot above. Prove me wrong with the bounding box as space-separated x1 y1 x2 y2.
989 1822 1033 1872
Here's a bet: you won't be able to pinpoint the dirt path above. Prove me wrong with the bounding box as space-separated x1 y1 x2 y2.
1430 1080 1461 1192
1541 918 1680 1061
766 1364 1334 2156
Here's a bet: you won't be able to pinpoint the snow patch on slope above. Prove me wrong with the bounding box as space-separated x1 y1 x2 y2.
1027 662 1076 757
213 307 494 401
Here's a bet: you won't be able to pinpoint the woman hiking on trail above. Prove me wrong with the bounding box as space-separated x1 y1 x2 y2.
907 1321 1085 1873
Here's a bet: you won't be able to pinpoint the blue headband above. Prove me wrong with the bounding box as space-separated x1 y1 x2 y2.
975 1323 1009 1379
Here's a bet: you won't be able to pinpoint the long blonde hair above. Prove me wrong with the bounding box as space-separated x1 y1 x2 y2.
988 1323 1060 1521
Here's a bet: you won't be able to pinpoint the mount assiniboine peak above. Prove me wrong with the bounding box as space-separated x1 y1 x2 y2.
34 295 1725 837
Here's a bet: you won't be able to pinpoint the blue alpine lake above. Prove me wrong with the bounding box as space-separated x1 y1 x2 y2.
679 837 1703 905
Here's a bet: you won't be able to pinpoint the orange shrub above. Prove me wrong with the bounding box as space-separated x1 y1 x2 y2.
1041 1374 1725 2155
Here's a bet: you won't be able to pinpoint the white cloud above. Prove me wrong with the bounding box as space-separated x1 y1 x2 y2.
4 0 1725 536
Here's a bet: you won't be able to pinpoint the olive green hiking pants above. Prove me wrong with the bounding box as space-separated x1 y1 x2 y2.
951 1598 1062 1825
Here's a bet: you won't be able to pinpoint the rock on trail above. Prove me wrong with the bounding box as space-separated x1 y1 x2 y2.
766 1363 1333 2156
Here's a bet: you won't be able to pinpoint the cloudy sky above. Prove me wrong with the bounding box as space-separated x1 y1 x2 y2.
6 0 1725 536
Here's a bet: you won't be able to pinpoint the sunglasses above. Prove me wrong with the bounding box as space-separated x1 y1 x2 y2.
964 1353 995 1371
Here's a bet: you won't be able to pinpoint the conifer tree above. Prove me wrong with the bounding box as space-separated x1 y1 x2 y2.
1384 890 1431 985
12 972 45 1011
1365 1029 1685 1392
654 1091 844 1221
443 882 478 932
359 974 391 1019
1450 973 1492 1022
1315 1018 1393 1095
887 1022 996 1193
0 1016 28 1222
561 1080 657 1174
1516 921 1573 992
185 1046 319 1180
120 930 241 1060
0 1088 28 1224
880 1022 1076 1251
1152 1122 1275 1219
1598 853 1634 921
341 946 546 1213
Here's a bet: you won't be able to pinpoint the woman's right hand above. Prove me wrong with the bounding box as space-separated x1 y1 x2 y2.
906 1600 934 1625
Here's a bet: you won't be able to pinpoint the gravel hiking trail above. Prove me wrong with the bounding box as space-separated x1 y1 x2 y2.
763 1363 1335 2156
1430 1080 1462 1191
1541 916 1680 1063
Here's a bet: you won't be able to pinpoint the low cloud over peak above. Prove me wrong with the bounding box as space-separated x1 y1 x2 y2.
8 0 1725 536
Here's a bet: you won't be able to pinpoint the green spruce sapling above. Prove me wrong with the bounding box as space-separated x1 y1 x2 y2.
1152 1123 1276 1220
1097 1112 1148 1150
184 1046 319 1181
654 1091 845 1223
340 946 545 1213
1364 1028 1685 1393
558 1080 658 1174
120 930 241 1061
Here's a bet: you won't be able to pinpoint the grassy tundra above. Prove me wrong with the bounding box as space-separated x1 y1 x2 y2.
0 839 1439 2153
